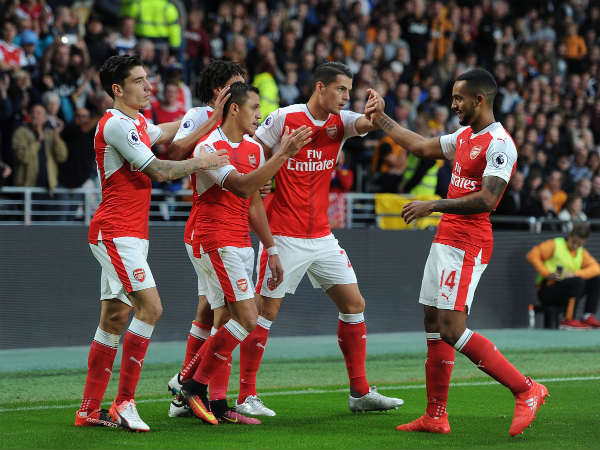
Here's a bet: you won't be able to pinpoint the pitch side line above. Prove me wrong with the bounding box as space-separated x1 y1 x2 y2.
1 375 598 413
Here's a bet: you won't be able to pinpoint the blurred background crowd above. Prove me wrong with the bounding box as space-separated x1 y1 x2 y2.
1 0 600 225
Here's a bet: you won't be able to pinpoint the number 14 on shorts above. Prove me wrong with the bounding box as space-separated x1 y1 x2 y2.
440 269 456 301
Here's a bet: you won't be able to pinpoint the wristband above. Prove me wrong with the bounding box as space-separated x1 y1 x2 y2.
266 246 279 256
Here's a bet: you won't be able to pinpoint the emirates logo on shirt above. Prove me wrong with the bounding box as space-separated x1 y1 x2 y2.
237 278 248 292
133 268 146 282
248 154 257 167
470 145 483 159
326 125 338 139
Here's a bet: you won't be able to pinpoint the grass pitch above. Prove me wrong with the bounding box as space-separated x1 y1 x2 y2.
1 341 599 450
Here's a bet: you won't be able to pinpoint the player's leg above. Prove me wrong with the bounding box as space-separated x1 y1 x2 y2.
76 296 129 428
397 305 454 434
436 243 547 436
100 237 160 432
235 236 306 415
236 293 279 415
180 247 258 424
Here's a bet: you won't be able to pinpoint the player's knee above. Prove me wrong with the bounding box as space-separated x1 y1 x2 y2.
438 327 463 346
103 310 129 333
238 315 257 333
143 302 163 323
340 295 365 314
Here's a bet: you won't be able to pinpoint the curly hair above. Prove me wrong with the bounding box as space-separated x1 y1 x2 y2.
196 59 246 104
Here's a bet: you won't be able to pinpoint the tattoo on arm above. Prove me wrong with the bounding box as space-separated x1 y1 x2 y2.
375 114 396 131
432 176 507 215
144 159 199 182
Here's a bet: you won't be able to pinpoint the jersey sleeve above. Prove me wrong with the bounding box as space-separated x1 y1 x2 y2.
341 110 367 138
146 121 162 146
255 108 284 150
173 107 210 142
193 142 235 187
482 137 518 182
104 117 156 170
439 127 467 160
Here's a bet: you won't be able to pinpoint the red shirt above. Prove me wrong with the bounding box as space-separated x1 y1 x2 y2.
435 122 518 261
172 106 219 244
89 109 161 243
192 128 264 255
254 104 364 238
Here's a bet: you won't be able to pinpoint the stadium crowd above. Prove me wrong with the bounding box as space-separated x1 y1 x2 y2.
1 0 600 223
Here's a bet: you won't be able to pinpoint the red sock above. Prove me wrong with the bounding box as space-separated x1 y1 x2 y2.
193 321 245 384
80 338 118 412
338 315 369 396
209 355 232 401
425 334 455 418
238 321 270 403
181 343 208 382
116 320 152 403
458 330 530 395
182 321 210 372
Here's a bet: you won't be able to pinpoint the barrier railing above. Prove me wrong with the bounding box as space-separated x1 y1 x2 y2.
0 186 596 232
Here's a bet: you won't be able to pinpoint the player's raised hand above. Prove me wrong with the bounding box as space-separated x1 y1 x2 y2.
267 254 284 290
401 200 434 224
279 125 312 157
212 86 231 123
195 145 230 170
365 88 384 120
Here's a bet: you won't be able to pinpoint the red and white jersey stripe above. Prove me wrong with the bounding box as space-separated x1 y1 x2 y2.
0 40 27 67
89 109 161 243
436 122 518 258
254 104 364 239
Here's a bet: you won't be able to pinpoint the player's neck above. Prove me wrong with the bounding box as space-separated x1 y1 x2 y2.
470 112 495 133
220 120 243 143
113 99 140 120
306 97 329 120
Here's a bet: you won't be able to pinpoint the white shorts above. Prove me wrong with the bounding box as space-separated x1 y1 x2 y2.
185 243 208 296
256 234 357 298
418 242 487 313
198 246 256 310
89 237 156 305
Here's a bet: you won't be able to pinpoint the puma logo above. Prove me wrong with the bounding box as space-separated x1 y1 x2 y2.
129 356 144 368
361 335 367 339
256 342 266 349
214 353 227 361
104 367 113 375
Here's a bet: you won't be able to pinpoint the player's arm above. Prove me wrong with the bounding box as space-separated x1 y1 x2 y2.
248 192 283 288
153 120 181 146
223 126 312 198
169 88 230 160
365 89 444 159
143 146 229 182
402 175 507 223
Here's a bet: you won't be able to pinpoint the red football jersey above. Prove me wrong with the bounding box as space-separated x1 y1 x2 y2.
89 109 161 243
435 122 518 260
191 127 265 254
254 104 364 238
172 106 220 244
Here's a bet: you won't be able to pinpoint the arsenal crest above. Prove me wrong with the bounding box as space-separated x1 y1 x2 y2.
470 145 483 159
326 125 338 139
237 278 248 292
133 268 146 282
267 277 276 290
248 153 257 167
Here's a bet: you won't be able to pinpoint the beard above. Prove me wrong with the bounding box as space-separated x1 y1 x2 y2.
458 108 474 126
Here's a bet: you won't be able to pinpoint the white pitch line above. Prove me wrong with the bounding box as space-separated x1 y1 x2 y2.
1 375 598 413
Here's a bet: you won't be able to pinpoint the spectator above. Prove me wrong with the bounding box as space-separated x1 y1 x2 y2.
252 55 279 120
495 171 527 216
370 135 406 193
558 193 588 232
182 9 209 83
84 15 114 69
278 68 299 107
19 28 38 70
0 20 27 70
113 17 137 56
11 103 67 194
41 90 61 128
526 223 600 329
543 169 567 213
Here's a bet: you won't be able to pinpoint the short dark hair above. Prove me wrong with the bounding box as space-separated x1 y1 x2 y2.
99 55 143 99
196 59 246 104
311 61 352 91
222 82 259 121
456 68 498 105
570 221 591 239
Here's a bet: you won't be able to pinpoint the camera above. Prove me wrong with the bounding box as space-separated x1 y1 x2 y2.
60 34 78 45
